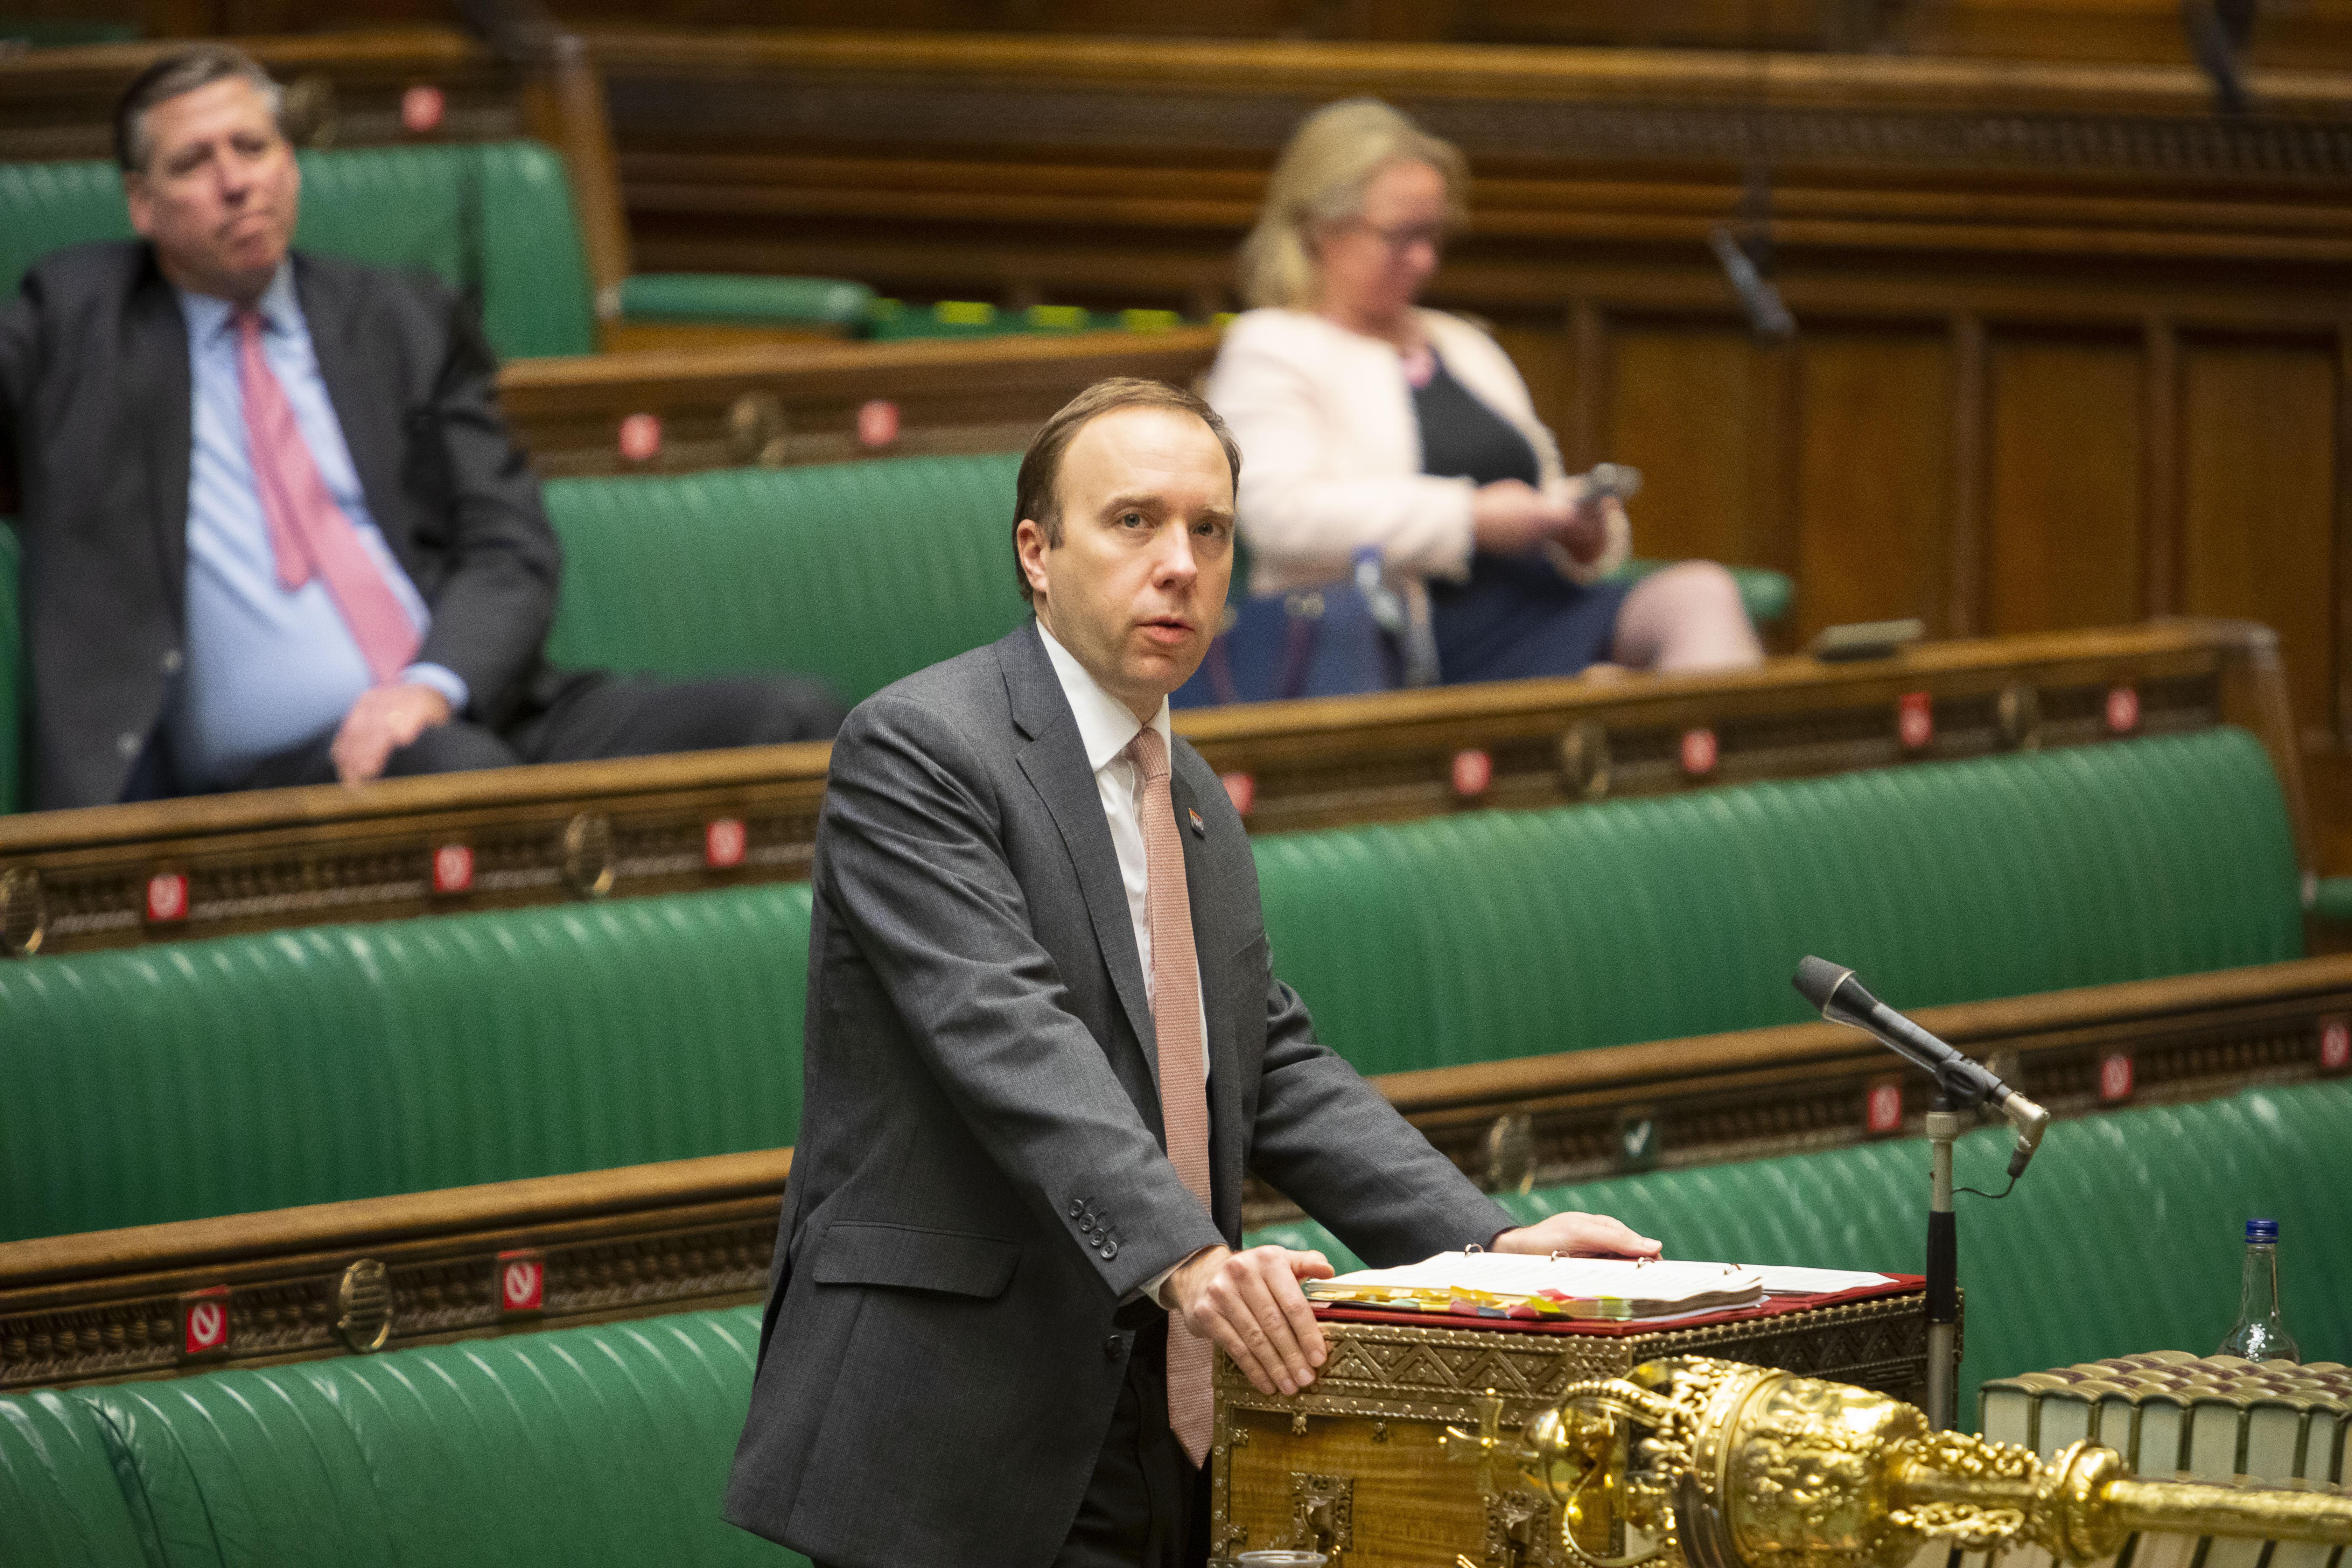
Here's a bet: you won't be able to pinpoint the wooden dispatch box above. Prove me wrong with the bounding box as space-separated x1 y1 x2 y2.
1210 1279 1934 1568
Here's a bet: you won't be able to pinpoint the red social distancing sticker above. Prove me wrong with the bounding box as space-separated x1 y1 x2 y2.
1864 1080 1904 1136
146 872 189 923
1680 728 1718 777
432 844 474 894
1897 692 1933 750
618 413 663 463
1451 748 1493 798
498 1252 545 1315
2105 685 2140 734
182 1287 231 1357
1220 773 1255 816
400 84 445 134
705 818 748 869
2320 1019 2349 1073
2098 1052 2135 1102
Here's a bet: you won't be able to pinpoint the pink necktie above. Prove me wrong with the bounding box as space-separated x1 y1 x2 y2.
234 309 419 685
1127 726 1216 1468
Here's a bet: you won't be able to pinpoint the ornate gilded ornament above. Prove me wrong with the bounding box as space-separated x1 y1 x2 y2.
1505 1358 2352 1568
1558 720 1612 800
728 391 790 468
563 812 615 899
0 866 46 957
1996 682 2042 751
334 1259 392 1353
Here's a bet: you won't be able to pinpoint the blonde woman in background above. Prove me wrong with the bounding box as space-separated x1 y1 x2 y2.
1205 99 1763 682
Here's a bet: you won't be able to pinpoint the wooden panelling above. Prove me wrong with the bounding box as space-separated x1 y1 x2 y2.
1986 338 2145 635
1607 325 1791 578
2179 339 2342 747
1795 330 1952 638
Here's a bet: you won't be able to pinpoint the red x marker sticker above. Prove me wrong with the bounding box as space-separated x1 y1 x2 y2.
497 1251 545 1315
1219 772 1255 816
618 413 663 463
2098 1051 2135 1102
1680 728 1718 777
182 1287 231 1359
146 872 189 923
432 844 474 895
1451 748 1493 798
1864 1080 1904 1136
2105 685 2140 735
1897 692 1933 751
856 399 900 448
705 818 748 869
400 84 445 134
2320 1018 2349 1074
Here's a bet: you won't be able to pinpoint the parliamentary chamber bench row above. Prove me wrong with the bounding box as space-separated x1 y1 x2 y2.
6 1076 2348 1568
6 725 2348 1392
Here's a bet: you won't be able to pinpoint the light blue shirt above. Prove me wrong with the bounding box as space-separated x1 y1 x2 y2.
168 265 467 789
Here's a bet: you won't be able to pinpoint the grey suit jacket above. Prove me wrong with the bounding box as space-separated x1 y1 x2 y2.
723 623 1511 1567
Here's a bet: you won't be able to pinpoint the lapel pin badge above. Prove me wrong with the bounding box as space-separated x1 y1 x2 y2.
1187 807 1206 839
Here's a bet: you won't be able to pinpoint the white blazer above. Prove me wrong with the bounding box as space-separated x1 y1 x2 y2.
1204 307 1631 598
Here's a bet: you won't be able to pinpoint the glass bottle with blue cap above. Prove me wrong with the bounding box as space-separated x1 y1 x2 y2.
2218 1218 2300 1362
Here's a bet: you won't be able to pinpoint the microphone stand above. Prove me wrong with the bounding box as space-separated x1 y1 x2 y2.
1923 1090 1967 1433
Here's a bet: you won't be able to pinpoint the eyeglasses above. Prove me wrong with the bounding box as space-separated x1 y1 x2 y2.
1329 217 1452 257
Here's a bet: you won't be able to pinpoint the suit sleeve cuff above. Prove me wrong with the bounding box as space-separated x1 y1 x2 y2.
400 663 471 715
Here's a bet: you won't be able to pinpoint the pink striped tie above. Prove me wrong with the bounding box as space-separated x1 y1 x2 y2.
234 309 419 685
1126 726 1216 1469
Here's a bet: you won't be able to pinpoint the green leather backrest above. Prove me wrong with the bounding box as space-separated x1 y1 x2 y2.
1250 1077 2352 1421
542 455 1032 705
0 1387 150 1568
0 526 19 814
0 142 596 359
0 730 2301 1244
1255 727 2304 1076
0 1305 804 1568
0 883 810 1242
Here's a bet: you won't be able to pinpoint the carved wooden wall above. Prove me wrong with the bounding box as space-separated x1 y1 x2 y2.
70 1 2352 71
581 32 2352 871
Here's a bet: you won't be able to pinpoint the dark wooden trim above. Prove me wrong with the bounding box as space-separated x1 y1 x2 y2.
0 621 2293 957
7 954 2343 1388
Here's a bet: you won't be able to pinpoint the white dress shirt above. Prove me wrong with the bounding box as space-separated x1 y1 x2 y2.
1036 621 1213 1306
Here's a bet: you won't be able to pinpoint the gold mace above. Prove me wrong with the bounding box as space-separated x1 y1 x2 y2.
1443 1357 2352 1568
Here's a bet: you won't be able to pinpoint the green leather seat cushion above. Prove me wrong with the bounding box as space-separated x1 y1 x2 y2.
0 730 2303 1244
0 1387 150 1568
1249 1077 2352 1419
0 1305 803 1568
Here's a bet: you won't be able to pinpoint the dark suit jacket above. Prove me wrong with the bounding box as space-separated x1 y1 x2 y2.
723 623 1511 1568
0 241 560 809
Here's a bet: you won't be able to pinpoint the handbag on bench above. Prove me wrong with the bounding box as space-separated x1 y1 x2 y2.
1171 548 1439 707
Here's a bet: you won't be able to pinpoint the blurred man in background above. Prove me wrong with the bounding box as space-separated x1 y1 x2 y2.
0 44 841 810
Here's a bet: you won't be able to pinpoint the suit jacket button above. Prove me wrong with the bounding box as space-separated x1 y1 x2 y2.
115 732 141 760
1100 1240 1119 1260
1069 1200 1084 1218
1104 1334 1124 1358
160 649 184 676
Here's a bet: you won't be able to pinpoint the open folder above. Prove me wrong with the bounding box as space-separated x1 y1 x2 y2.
1302 1254 1889 1321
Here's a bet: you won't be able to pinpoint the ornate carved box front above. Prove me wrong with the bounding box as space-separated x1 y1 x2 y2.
1210 1289 1933 1568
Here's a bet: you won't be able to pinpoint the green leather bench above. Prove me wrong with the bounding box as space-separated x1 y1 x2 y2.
0 728 2305 1244
536 456 1794 707
1250 1076 2352 1420
0 1304 804 1567
6 1084 2342 1565
0 143 871 360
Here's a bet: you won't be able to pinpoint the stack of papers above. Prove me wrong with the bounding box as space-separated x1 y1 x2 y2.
1301 1254 1894 1322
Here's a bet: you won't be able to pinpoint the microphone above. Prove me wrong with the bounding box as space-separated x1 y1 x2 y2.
1708 227 1795 343
1793 957 2051 1180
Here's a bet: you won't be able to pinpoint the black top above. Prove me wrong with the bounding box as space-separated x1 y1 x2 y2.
1410 348 1629 682
1411 351 1541 489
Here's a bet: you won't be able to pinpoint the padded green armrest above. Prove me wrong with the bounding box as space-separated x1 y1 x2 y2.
2312 875 2352 923
1617 558 1794 628
617 272 875 329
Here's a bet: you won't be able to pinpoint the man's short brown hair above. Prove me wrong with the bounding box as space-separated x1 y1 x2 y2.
1012 378 1243 604
115 44 283 173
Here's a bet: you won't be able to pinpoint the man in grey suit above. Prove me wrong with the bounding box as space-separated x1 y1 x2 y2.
723 379 1658 1568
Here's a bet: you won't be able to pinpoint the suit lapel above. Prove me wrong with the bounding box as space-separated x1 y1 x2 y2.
129 266 191 617
1003 626 1159 1076
1171 763 1247 1239
293 258 408 571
